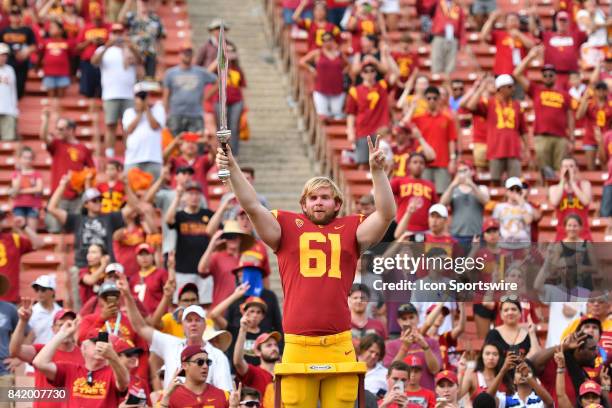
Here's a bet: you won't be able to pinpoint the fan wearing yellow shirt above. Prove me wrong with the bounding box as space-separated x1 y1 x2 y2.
561 294 612 358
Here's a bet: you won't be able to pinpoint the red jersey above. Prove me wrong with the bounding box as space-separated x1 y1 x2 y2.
431 0 465 43
297 19 340 51
346 80 390 139
78 266 101 304
48 363 126 408
555 189 592 241
528 83 571 138
113 226 146 280
130 267 168 315
391 143 419 178
76 23 109 61
542 30 587 73
471 99 488 144
605 131 612 186
97 180 126 214
206 251 239 309
11 169 42 209
583 99 612 146
168 384 229 408
474 97 526 160
47 138 95 200
0 233 33 303
79 0 105 22
272 210 364 335
437 331 458 371
169 155 212 200
391 177 437 230
236 364 273 404
41 38 73 77
32 344 84 408
490 30 527 76
314 52 345 95
349 16 377 53
210 66 246 105
412 111 457 167
391 51 420 82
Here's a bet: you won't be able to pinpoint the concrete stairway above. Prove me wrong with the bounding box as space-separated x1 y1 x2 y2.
187 0 318 301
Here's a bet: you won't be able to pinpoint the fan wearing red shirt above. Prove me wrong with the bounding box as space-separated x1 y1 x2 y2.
293 0 340 50
130 243 168 316
540 11 587 89
40 20 74 99
97 159 126 213
466 74 527 184
460 76 496 170
411 86 457 195
430 0 465 74
346 3 379 54
32 320 130 408
391 152 438 236
391 124 435 179
599 130 612 228
160 345 231 408
391 34 420 90
346 64 390 169
515 47 574 178
75 11 109 98
577 81 612 170
0 211 38 303
379 357 436 408
9 309 84 408
480 11 535 76
215 135 395 408
169 132 213 201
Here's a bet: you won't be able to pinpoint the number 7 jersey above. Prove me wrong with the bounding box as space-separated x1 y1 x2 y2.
271 210 365 336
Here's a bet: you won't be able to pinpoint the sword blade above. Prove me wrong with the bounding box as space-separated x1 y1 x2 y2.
217 25 229 131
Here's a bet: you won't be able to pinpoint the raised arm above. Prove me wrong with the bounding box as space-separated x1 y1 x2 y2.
149 277 175 329
164 185 184 227
513 45 542 90
215 146 281 251
32 320 78 382
208 283 249 330
232 314 250 377
144 166 169 203
205 195 233 236
116 274 154 344
480 10 501 42
40 107 53 145
554 347 573 408
47 173 70 226
356 137 396 250
9 299 36 362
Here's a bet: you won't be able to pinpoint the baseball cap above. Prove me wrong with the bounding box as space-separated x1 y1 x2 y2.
397 303 418 317
182 305 206 321
181 345 207 362
541 64 556 72
557 11 569 19
0 43 10 55
112 336 143 355
176 165 195 175
482 218 500 233
254 331 281 350
232 254 265 275
32 275 56 291
208 18 229 31
595 81 608 90
180 43 193 52
505 177 523 190
111 23 124 32
105 263 124 274
133 81 160 94
98 280 120 296
184 181 202 192
405 355 423 367
53 309 76 324
495 74 514 89
82 188 102 204
426 304 450 316
178 283 199 299
135 243 154 255
181 131 200 142
579 380 601 396
428 204 448 218
435 370 458 385
240 296 267 314
577 314 602 333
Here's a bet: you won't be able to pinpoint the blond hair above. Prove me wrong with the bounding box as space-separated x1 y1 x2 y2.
299 177 344 207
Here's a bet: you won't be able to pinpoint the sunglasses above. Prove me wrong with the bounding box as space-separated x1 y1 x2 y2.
542 72 555 78
89 197 102 203
362 69 376 74
426 96 439 101
240 402 261 407
508 187 522 192
180 297 199 303
484 228 499 233
34 286 52 292
187 358 212 367
500 294 519 302
452 87 464 92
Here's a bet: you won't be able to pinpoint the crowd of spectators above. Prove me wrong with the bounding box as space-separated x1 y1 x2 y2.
0 0 609 406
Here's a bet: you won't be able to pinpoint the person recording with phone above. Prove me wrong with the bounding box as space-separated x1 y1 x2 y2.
32 319 130 408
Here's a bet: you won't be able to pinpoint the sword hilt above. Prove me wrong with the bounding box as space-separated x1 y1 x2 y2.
216 129 232 181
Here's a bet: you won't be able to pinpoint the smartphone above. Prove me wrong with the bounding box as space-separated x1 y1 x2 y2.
242 267 263 297
97 332 109 343
408 233 425 243
125 393 146 406
393 380 404 393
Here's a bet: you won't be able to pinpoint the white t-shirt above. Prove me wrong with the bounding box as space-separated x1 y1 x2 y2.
493 202 534 248
122 102 165 165
29 302 62 344
96 46 137 100
364 362 388 395
150 330 233 391
0 64 18 116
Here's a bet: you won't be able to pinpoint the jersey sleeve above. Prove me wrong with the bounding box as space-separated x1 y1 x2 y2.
346 87 358 115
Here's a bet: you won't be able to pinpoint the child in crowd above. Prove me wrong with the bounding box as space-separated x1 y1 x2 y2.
10 147 43 231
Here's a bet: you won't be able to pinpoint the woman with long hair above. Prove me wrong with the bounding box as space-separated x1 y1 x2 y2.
459 342 511 403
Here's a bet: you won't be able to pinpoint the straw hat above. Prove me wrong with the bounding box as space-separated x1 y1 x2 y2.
203 326 233 352
217 220 255 252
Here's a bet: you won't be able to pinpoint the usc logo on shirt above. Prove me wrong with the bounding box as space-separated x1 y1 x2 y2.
559 196 584 211
540 91 565 109
398 183 433 199
67 147 79 162
72 377 107 398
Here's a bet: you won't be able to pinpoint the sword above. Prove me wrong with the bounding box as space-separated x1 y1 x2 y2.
216 24 231 181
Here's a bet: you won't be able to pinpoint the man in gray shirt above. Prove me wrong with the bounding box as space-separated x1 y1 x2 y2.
163 44 217 137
